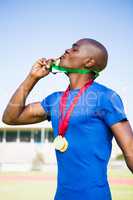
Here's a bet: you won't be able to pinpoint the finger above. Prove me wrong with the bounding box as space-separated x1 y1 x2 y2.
42 65 50 72
41 57 47 64
36 58 46 65
47 58 55 62
46 58 55 67
38 57 47 61
37 60 46 66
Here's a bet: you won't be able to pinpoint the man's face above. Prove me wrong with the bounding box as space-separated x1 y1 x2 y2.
60 40 90 69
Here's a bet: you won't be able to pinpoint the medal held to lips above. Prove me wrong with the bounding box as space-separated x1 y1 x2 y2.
46 58 61 74
53 135 68 152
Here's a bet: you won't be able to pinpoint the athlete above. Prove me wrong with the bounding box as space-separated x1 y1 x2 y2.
2 38 133 200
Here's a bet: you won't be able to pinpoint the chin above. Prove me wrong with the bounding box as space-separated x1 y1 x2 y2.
60 58 70 68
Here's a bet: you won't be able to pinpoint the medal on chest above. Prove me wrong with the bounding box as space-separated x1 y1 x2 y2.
53 135 68 152
53 79 93 153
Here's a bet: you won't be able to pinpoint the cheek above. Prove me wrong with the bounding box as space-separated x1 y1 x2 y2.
70 56 83 67
60 53 84 68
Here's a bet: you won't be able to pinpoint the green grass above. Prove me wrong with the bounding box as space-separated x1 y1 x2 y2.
108 168 133 200
0 181 56 200
111 185 133 200
0 168 132 200
108 168 133 178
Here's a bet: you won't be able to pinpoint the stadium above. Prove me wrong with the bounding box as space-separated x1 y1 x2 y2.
0 126 133 200
0 1 133 200
0 126 57 171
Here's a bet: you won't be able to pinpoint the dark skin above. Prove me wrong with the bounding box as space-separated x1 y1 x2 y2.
2 38 133 173
59 38 108 89
60 38 108 72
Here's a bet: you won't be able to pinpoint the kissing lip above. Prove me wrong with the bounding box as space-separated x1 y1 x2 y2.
61 53 68 59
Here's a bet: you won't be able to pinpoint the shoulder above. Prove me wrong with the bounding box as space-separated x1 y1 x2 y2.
92 82 124 108
92 82 119 98
93 82 115 94
41 91 63 103
46 91 63 98
41 91 63 113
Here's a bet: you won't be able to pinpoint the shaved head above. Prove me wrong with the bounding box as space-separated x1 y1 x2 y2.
76 38 108 71
60 38 108 73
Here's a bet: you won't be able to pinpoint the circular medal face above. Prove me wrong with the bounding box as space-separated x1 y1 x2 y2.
60 139 68 152
54 58 60 66
53 135 68 152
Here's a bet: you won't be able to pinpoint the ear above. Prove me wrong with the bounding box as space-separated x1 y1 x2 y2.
84 58 96 68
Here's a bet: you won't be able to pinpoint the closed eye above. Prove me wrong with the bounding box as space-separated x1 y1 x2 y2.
72 43 79 51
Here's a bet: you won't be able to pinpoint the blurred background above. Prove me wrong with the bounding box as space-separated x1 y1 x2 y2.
0 0 133 200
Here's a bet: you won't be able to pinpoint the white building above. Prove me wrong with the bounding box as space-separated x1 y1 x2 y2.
0 126 123 172
0 127 57 171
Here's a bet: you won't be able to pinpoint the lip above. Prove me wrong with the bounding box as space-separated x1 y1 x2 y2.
60 56 65 60
61 53 68 59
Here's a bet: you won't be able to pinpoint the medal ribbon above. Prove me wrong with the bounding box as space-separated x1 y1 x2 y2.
50 64 99 78
59 79 93 136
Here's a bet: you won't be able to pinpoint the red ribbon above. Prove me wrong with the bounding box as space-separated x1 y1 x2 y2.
59 80 93 136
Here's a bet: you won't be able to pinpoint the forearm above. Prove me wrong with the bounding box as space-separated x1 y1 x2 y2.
124 155 133 173
2 74 38 123
111 122 133 174
124 145 133 173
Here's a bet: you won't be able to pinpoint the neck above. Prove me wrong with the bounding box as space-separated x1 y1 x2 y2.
68 73 93 90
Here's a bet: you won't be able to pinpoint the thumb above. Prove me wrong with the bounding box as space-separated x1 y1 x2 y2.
46 58 55 69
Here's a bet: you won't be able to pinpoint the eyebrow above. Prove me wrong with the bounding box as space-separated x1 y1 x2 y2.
72 43 79 48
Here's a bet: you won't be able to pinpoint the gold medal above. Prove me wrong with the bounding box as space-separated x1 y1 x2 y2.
53 135 68 152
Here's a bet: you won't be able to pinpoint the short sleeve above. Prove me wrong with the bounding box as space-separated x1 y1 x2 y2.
40 95 52 121
100 92 127 127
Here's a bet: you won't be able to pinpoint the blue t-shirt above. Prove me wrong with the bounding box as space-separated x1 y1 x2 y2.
40 82 127 200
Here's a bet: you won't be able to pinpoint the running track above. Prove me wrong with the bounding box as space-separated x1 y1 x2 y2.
0 175 133 186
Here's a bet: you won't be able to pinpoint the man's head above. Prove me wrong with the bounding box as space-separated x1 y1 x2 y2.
60 38 108 72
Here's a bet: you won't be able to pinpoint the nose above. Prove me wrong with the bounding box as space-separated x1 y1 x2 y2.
65 48 71 54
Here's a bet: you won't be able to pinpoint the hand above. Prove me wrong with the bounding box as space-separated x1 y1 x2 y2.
30 58 51 80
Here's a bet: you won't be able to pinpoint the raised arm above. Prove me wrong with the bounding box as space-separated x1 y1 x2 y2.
111 120 133 173
2 58 51 125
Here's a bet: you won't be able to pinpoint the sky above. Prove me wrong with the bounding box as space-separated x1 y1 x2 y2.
0 0 133 128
